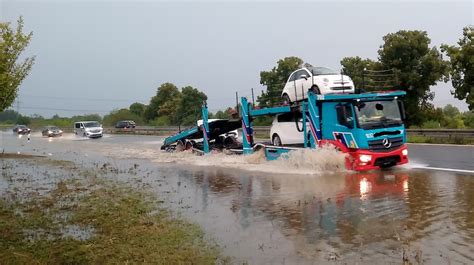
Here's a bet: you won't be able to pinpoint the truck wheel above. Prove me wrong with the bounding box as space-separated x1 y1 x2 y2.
310 85 321 94
272 134 282 146
282 94 291 105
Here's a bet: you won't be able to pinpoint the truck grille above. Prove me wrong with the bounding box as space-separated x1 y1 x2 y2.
368 136 403 152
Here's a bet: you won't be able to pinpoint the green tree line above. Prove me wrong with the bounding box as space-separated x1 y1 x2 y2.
3 103 473 129
1 16 472 129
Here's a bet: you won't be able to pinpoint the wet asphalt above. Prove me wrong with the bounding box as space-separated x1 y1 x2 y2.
1 132 473 264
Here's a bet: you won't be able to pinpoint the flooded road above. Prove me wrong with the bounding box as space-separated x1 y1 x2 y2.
1 132 473 264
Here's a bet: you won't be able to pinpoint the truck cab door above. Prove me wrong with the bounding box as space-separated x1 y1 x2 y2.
333 103 357 148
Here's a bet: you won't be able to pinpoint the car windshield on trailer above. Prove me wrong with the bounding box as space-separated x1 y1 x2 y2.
84 122 100 128
307 67 339 76
354 99 402 129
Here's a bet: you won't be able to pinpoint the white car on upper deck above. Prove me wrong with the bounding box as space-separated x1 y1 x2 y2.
281 66 355 103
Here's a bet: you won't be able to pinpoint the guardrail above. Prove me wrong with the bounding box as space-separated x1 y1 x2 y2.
406 129 474 139
2 125 474 139
104 126 474 140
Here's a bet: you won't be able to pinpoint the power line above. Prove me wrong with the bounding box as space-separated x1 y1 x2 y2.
19 94 149 103
19 106 111 113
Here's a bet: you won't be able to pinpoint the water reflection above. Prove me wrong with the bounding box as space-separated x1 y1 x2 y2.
188 169 473 263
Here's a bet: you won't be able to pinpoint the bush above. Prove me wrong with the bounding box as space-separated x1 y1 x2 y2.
102 109 143 127
149 116 171 126
421 120 440 129
16 115 31 125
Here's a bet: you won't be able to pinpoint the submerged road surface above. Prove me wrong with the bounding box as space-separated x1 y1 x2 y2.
1 132 473 264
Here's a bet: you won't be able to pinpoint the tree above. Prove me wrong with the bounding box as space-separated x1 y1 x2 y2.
439 104 465 128
462 111 474 128
212 108 231 119
71 114 102 123
16 115 30 125
103 108 143 126
258 57 303 107
442 104 460 117
129 102 146 117
378 30 448 126
441 26 474 110
144 83 180 121
0 109 19 122
176 86 207 125
0 17 35 112
340 56 382 90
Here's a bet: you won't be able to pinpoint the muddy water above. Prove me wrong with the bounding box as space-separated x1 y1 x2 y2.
1 132 473 264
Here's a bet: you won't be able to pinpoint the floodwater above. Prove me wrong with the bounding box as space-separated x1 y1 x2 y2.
1 131 473 264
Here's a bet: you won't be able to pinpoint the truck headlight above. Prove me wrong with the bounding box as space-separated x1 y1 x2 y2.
359 154 372 163
402 149 408 156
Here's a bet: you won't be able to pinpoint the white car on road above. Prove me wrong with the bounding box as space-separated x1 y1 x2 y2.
281 67 355 103
74 121 103 138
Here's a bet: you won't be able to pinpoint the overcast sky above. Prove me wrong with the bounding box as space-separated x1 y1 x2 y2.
1 0 473 117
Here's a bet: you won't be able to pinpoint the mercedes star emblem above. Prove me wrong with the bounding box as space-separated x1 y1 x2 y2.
382 138 392 148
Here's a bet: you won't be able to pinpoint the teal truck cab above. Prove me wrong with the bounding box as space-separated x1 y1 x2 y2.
240 90 409 171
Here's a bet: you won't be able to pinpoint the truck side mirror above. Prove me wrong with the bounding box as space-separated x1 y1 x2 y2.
336 104 354 129
398 100 406 121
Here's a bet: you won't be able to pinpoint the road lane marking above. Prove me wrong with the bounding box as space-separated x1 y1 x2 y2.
413 166 474 174
408 143 474 147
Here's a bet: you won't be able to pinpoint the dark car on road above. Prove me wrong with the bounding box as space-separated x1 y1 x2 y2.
115 120 136 129
41 126 63 137
13 125 31 135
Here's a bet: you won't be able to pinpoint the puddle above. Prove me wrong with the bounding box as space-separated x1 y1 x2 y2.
60 224 95 241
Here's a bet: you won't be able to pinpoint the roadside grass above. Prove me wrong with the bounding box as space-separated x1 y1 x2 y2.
407 135 474 145
0 157 229 264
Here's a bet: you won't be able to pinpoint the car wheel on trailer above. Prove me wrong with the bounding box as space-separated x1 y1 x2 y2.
272 134 282 146
176 140 185 152
310 85 321 94
282 94 291 105
223 136 237 148
185 140 193 150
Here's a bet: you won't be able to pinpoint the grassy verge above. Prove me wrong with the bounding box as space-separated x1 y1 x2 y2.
407 135 474 145
0 157 228 264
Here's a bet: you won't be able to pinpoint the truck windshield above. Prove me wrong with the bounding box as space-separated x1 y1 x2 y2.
354 100 402 129
84 122 100 128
